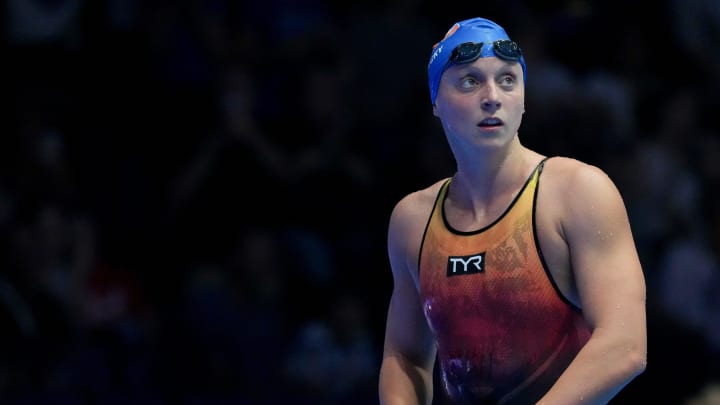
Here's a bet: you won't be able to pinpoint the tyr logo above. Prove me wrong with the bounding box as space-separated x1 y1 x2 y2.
447 252 486 277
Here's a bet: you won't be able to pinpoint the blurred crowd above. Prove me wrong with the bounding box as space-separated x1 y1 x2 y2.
3 0 720 404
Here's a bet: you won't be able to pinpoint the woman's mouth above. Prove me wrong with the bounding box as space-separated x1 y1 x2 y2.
477 117 503 127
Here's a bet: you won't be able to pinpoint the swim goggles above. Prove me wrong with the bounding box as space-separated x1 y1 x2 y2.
447 40 523 67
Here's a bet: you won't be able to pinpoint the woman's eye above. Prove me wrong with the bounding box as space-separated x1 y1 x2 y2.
460 77 478 88
500 75 515 86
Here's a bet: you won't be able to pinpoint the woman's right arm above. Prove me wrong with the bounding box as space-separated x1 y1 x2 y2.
379 194 438 405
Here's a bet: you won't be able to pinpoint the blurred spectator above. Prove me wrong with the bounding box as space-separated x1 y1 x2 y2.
70 255 156 401
655 205 720 349
4 201 94 398
283 293 379 404
15 120 77 207
228 228 291 395
620 87 706 272
166 61 294 260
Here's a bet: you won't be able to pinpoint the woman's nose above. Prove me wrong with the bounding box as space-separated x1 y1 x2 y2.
481 84 501 110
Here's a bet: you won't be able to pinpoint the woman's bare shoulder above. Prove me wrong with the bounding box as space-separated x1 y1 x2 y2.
542 156 615 194
541 156 627 225
389 178 449 235
393 178 448 214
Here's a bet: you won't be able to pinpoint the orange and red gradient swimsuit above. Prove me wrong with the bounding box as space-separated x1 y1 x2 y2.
419 158 591 404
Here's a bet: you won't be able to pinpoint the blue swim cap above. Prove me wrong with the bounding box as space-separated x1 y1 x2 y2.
428 17 527 104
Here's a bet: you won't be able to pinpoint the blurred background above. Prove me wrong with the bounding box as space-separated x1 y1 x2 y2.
3 0 720 404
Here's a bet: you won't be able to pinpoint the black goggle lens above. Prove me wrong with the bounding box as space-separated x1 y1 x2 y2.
493 39 522 61
450 42 484 64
